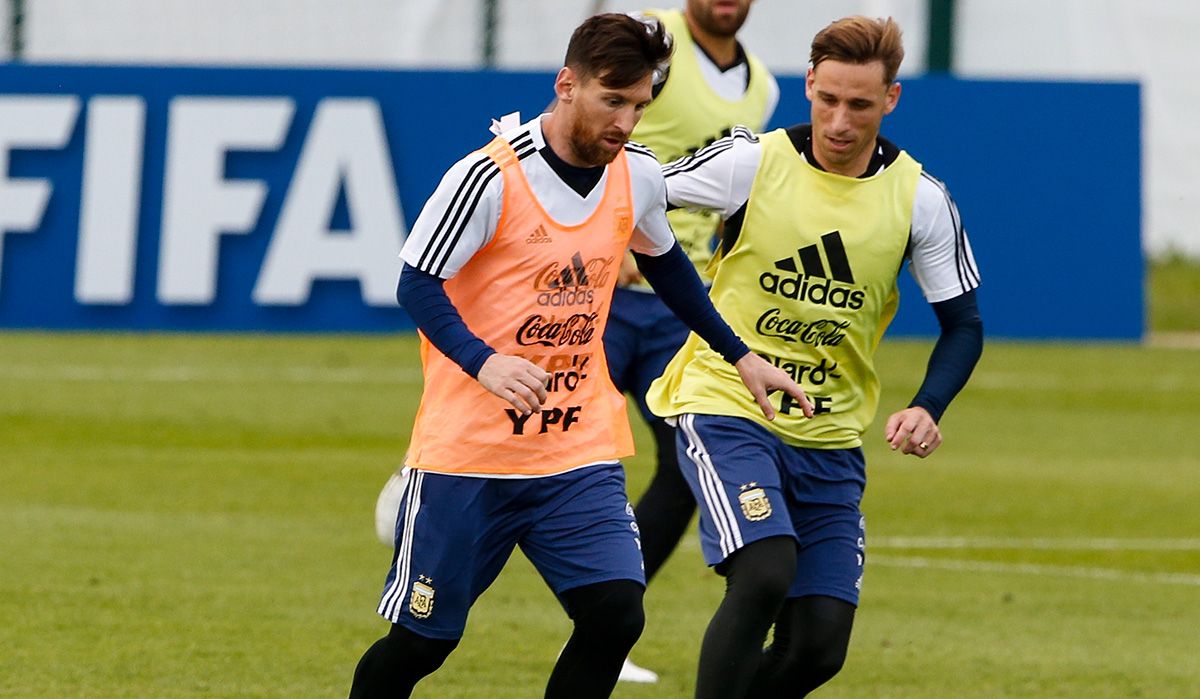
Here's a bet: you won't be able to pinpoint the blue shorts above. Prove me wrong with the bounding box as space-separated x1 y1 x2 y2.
604 287 691 422
376 463 644 639
674 414 867 605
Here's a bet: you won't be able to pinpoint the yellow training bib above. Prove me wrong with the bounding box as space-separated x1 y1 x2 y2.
648 129 921 448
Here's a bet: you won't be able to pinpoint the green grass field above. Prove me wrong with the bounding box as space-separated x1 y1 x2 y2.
2 330 1197 698
1149 254 1200 332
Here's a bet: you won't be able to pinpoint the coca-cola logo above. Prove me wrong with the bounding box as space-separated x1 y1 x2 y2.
517 313 599 347
755 308 850 347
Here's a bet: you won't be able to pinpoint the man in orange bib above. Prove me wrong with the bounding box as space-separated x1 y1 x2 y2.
347 14 812 699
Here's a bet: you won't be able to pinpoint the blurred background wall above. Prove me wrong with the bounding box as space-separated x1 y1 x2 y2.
3 0 1194 258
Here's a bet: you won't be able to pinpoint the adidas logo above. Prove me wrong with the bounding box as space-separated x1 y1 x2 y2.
759 231 866 310
526 225 553 244
531 252 617 307
545 252 592 289
774 231 855 283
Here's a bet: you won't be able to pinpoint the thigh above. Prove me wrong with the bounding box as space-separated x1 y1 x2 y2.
376 471 521 640
674 414 796 566
787 504 866 604
520 463 646 596
779 448 867 604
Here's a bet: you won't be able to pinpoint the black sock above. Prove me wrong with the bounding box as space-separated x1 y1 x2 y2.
546 580 645 699
695 537 797 699
633 418 695 581
348 623 458 699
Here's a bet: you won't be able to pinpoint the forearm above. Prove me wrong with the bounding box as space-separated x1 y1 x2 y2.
396 264 495 378
909 290 984 422
633 243 749 363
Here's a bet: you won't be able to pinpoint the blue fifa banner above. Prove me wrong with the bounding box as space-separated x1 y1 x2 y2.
0 66 1140 337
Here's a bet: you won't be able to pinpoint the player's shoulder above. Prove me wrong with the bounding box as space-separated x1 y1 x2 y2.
915 167 957 211
725 124 761 144
442 123 539 181
476 122 539 164
498 119 538 153
624 139 659 163
663 124 761 174
623 140 668 201
625 140 665 184
910 166 965 237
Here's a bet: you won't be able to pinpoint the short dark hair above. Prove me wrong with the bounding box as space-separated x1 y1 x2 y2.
564 13 673 89
811 16 905 84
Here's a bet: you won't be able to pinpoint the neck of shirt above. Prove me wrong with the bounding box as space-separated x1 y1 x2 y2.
653 24 750 99
788 124 891 179
539 124 606 198
694 36 747 74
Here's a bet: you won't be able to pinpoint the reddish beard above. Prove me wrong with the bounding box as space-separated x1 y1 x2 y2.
567 117 625 166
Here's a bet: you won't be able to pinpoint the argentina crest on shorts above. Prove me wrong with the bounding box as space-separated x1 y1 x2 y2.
409 575 435 619
738 482 772 521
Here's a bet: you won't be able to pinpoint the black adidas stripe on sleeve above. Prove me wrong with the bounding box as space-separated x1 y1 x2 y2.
417 131 535 277
921 171 980 293
662 125 758 178
624 140 658 161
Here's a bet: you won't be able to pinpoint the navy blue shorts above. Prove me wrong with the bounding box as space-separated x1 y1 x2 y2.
604 287 691 422
674 414 867 605
376 463 645 639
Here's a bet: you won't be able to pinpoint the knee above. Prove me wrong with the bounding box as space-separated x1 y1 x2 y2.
382 623 458 676
349 625 458 698
565 580 645 649
797 639 847 686
723 538 796 612
774 629 849 695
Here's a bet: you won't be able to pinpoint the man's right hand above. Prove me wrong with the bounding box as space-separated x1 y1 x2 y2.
477 354 550 415
733 352 814 421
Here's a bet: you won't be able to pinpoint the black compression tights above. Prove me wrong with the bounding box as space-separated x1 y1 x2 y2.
696 536 797 699
348 580 642 699
347 623 458 698
547 579 646 699
694 538 857 698
750 595 856 697
633 418 695 581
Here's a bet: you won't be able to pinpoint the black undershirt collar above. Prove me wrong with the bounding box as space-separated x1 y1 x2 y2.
695 39 748 74
539 132 605 198
785 124 899 178
720 125 902 258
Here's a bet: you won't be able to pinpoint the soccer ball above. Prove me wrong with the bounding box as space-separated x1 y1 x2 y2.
373 467 409 546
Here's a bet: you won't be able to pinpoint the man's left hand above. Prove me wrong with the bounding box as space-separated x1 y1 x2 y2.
885 406 941 457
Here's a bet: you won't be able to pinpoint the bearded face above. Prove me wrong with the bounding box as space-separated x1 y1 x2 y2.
562 73 654 167
687 0 753 38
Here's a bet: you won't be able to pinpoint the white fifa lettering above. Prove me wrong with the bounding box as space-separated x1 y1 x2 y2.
157 97 294 304
76 97 146 304
0 95 80 291
254 98 405 306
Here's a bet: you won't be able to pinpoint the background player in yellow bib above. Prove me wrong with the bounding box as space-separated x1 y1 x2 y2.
603 0 777 683
647 15 984 698
348 14 812 698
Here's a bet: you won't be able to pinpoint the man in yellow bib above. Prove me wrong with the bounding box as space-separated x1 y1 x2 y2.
348 14 812 699
604 0 777 683
648 16 984 698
